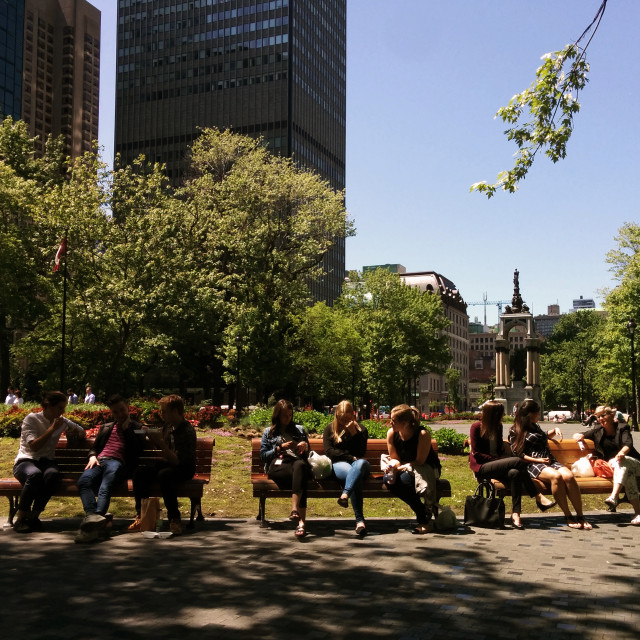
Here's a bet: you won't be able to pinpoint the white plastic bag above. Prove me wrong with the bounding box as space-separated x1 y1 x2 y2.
308 451 332 480
571 454 594 477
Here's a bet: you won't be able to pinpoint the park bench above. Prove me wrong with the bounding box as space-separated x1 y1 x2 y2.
251 437 451 526
490 438 637 497
0 435 215 528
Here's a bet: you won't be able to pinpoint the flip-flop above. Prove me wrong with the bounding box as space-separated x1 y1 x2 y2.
577 516 592 530
412 525 429 535
355 523 367 537
288 510 300 521
565 517 581 529
295 523 306 538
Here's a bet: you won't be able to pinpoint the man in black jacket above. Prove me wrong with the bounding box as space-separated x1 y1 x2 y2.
75 394 145 541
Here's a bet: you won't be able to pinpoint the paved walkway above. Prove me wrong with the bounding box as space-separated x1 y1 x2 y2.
2 511 639 639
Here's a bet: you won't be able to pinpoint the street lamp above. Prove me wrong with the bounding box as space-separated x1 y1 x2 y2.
628 319 638 431
578 358 585 421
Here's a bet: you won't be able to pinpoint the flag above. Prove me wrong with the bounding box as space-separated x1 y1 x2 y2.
54 238 67 272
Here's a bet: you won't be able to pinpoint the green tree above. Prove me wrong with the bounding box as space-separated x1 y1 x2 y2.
471 1 608 197
181 129 353 401
599 222 640 419
288 302 363 407
445 367 461 411
540 310 606 410
339 269 450 406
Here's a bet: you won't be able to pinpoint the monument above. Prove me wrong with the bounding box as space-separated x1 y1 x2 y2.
493 270 542 415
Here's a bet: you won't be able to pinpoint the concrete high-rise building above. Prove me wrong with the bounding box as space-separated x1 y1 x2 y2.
0 0 100 158
115 0 346 303
572 295 596 311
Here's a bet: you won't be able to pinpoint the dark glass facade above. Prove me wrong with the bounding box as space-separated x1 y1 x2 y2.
0 0 25 119
115 0 346 303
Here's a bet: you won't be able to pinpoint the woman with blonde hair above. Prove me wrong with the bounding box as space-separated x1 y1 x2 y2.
323 400 369 536
384 404 440 534
260 399 311 537
469 400 555 529
510 399 591 530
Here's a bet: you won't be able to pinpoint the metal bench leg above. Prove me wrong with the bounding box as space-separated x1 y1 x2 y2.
187 497 203 530
258 496 267 527
8 496 17 527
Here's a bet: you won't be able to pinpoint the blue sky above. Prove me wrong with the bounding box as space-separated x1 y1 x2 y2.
92 0 639 326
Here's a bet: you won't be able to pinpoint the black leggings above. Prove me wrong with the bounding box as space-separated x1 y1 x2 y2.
477 457 538 513
268 458 310 508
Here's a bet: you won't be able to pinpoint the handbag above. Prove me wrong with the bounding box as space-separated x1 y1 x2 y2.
464 480 505 528
592 458 614 478
308 451 332 480
571 454 595 477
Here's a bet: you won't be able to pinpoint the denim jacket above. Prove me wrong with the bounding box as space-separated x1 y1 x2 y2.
260 424 309 472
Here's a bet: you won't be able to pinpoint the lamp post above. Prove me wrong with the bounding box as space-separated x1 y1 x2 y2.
235 335 242 415
578 358 585 421
628 319 638 431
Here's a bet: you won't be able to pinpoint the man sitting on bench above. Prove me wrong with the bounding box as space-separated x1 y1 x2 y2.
75 394 145 543
129 395 196 536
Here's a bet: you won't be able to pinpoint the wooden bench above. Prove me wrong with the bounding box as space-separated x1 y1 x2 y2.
491 439 636 497
251 438 451 526
0 436 215 528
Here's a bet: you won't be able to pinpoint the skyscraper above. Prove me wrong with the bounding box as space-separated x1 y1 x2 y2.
0 0 100 158
115 0 346 303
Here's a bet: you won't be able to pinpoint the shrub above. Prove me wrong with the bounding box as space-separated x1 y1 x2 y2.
0 406 29 437
360 419 389 439
247 407 328 434
433 427 467 454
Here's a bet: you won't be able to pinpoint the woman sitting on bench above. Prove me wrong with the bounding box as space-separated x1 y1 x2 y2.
469 401 555 530
260 399 311 538
510 399 591 530
384 404 440 534
323 400 370 536
573 405 640 526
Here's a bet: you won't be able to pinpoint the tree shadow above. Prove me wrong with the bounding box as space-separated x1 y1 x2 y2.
1 512 638 639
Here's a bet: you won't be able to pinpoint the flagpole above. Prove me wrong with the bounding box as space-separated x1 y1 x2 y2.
60 229 68 391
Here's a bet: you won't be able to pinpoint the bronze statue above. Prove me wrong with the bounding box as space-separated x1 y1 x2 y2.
504 269 529 314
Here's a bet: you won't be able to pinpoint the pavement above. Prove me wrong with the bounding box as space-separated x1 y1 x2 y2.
2 510 639 640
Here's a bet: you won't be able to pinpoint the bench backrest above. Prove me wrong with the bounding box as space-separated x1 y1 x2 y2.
547 438 595 467
54 436 215 480
251 437 439 474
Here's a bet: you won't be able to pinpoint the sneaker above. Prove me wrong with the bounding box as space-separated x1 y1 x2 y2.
169 519 183 536
127 515 141 532
80 513 107 532
74 528 99 544
631 515 640 526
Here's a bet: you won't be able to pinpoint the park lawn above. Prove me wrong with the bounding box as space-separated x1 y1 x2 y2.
0 435 608 521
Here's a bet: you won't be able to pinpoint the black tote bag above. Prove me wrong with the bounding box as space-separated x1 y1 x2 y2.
464 480 505 528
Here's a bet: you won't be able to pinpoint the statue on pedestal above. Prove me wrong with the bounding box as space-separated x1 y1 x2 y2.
504 268 529 314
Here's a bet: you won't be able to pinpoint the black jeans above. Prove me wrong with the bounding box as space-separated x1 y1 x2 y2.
477 457 537 513
13 458 60 514
133 462 194 520
268 458 310 509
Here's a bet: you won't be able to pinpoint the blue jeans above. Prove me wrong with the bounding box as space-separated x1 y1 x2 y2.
333 459 370 523
77 458 125 515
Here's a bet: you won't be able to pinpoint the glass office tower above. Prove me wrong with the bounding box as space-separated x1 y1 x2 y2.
0 0 25 120
115 0 346 303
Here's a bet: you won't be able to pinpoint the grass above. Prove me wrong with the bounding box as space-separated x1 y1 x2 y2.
0 434 611 521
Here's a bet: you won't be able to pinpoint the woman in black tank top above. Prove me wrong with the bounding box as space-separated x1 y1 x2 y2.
384 404 440 534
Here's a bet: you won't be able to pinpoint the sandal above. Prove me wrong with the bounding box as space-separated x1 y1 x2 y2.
412 525 429 535
604 496 619 512
565 516 581 529
511 516 524 530
288 510 300 521
355 522 367 537
576 516 592 530
295 523 306 538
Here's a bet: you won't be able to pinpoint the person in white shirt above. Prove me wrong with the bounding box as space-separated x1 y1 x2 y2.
13 390 24 406
84 386 96 404
12 390 85 533
5 387 15 405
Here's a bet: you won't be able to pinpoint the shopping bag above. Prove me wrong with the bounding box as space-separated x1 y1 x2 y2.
571 454 595 477
308 451 332 480
140 497 161 531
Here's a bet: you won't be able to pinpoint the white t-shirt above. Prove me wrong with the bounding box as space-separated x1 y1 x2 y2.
5 394 15 405
15 412 85 463
13 397 24 406
84 393 95 404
